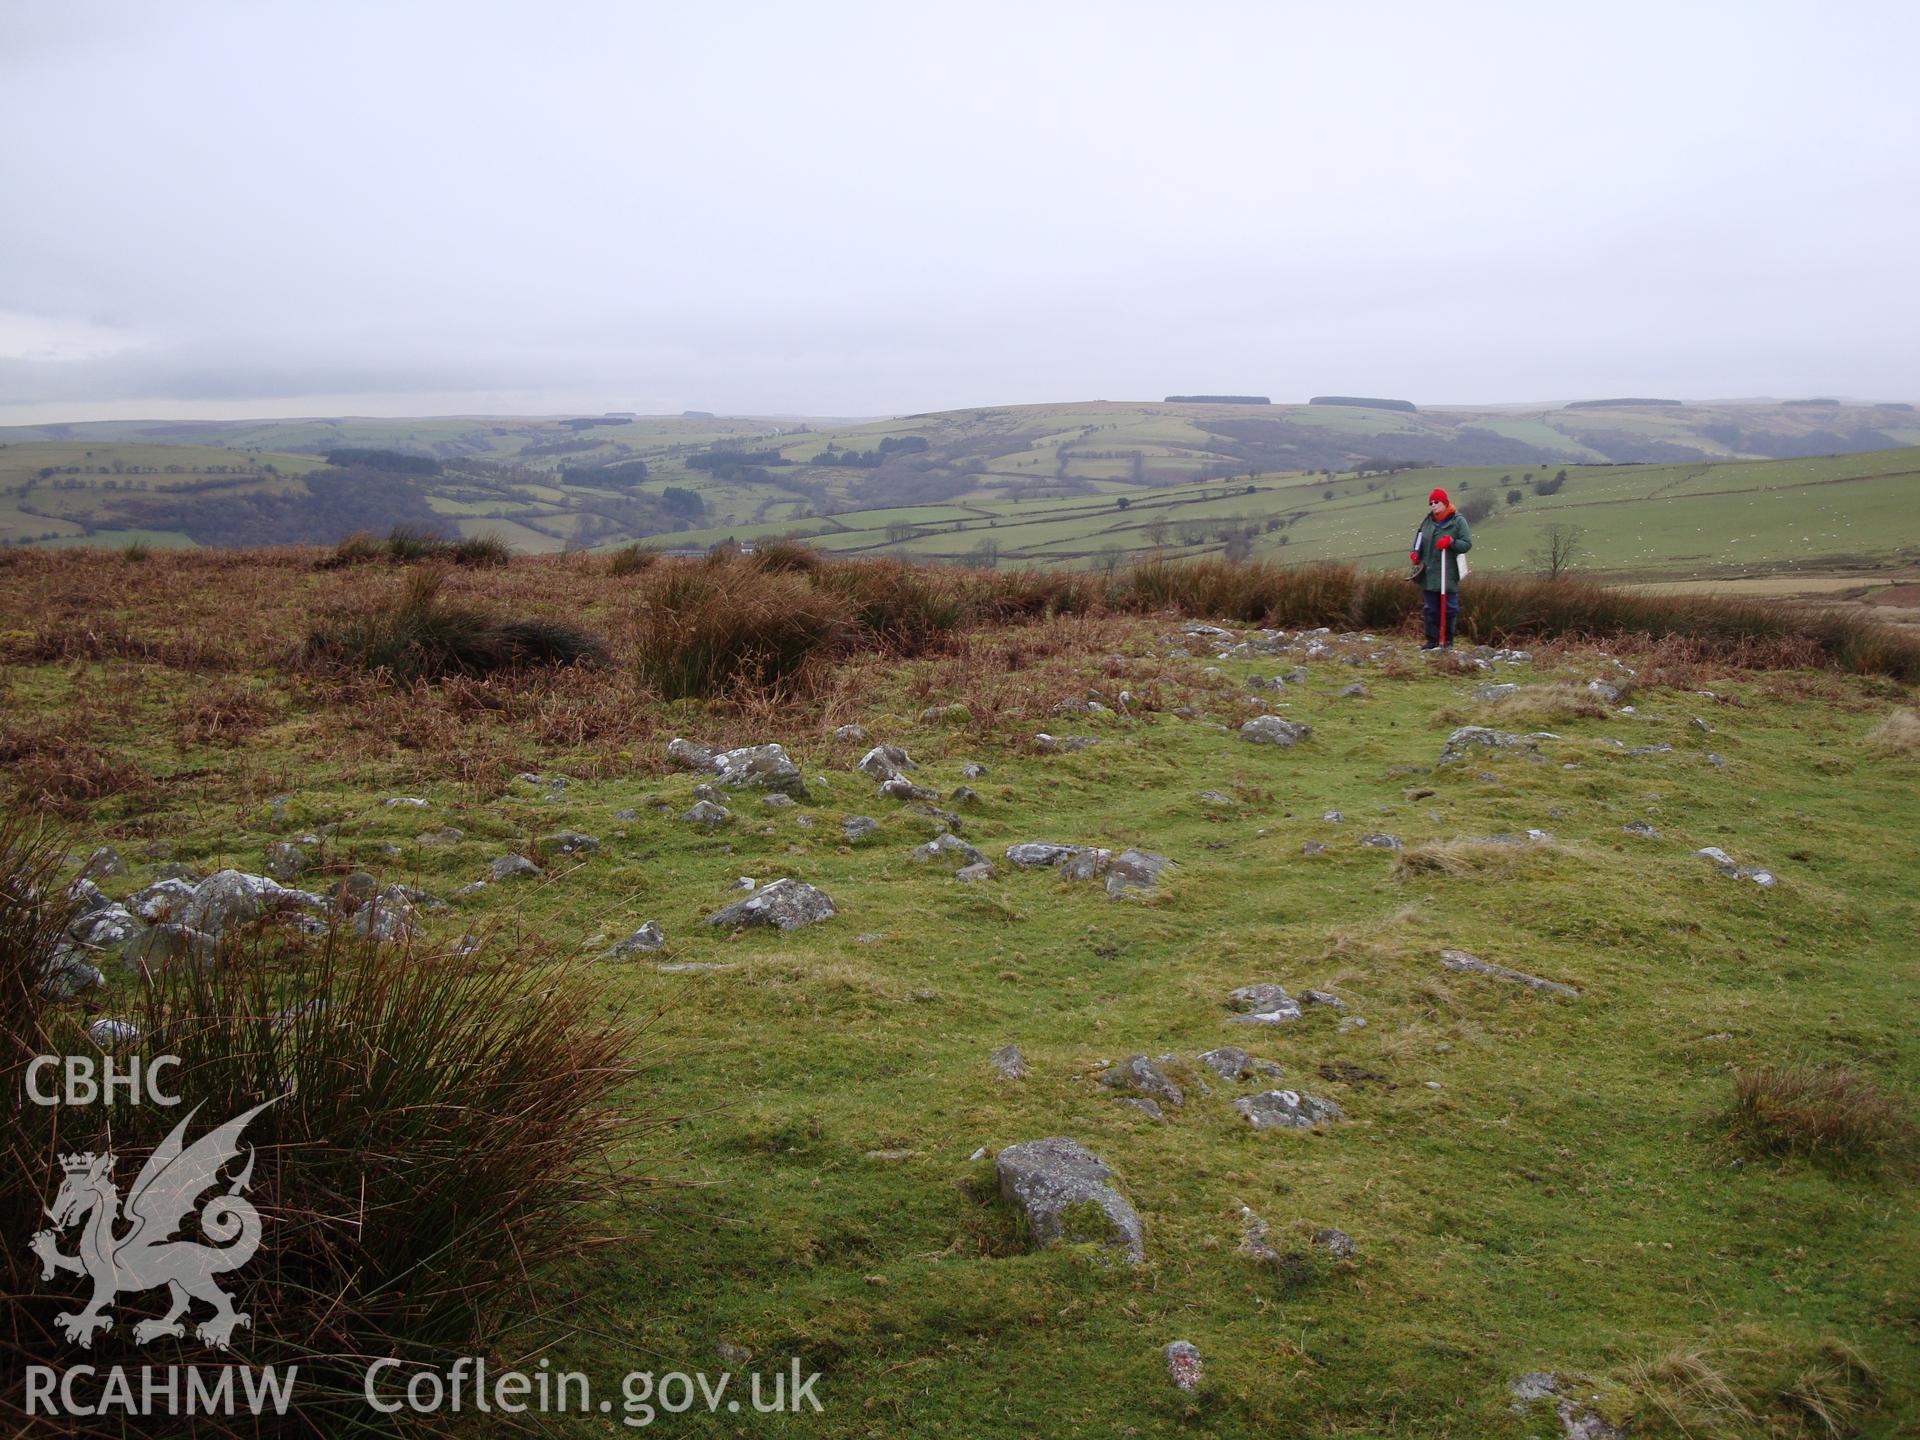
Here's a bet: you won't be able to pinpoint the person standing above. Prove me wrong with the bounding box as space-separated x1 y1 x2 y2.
1409 488 1472 649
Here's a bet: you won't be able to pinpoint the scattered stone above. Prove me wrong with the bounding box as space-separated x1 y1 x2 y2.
79 847 127 880
666 737 715 771
842 816 880 841
68 904 144 952
1164 1341 1203 1393
910 833 986 867
705 877 837 931
694 783 721 802
488 854 540 881
879 775 939 801
1302 989 1345 1010
1689 716 1710 733
1117 1097 1165 1121
1339 682 1371 698
1470 682 1522 702
126 877 194 922
960 761 988 779
1235 1090 1345 1130
87 1018 140 1048
383 796 429 809
712 742 809 799
955 861 995 884
1225 984 1303 1025
1507 1372 1628 1440
1360 833 1403 850
123 923 217 970
832 724 867 742
416 828 465 846
1439 948 1578 997
949 785 978 805
351 886 420 943
1300 841 1326 856
609 921 665 957
1314 1227 1357 1259
994 1138 1144 1265
1105 848 1172 900
1338 1016 1368 1032
656 961 739 975
922 702 970 722
1099 1055 1184 1108
542 830 600 854
1586 680 1621 704
1622 820 1658 837
1033 733 1101 752
1240 715 1311 747
41 951 106 998
729 876 756 891
682 800 731 826
1198 789 1235 806
858 744 916 780
989 1044 1028 1081
1322 810 1343 822
1197 1046 1282 1082
178 870 326 937
1438 726 1547 764
1005 842 1086 869
1694 847 1775 886
1706 752 1727 768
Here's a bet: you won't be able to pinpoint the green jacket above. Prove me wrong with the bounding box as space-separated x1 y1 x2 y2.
1413 510 1472 592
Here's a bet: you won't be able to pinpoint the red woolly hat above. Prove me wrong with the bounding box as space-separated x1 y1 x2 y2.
1428 487 1450 505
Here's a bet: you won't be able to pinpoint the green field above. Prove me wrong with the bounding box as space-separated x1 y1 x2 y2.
3 401 1918 578
3 547 1914 1436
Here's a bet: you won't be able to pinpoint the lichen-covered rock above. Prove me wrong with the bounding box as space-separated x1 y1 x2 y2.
682 800 732 826
1438 726 1549 764
879 774 938 801
858 744 916 781
666 737 715 771
1360 833 1404 850
68 904 144 952
541 830 600 855
1099 1055 1184 1108
609 921 665 957
1235 1089 1345 1130
1105 848 1171 899
995 1137 1144 1265
178 870 326 937
910 833 985 867
1197 1046 1282 1082
841 816 879 841
1005 842 1087 869
1164 1341 1203 1393
1225 984 1303 1024
1240 715 1312 746
712 742 809 799
489 854 540 881
705 877 837 931
1694 847 1776 887
989 1043 1027 1080
955 861 995 884
80 846 127 879
122 923 217 970
126 877 195 922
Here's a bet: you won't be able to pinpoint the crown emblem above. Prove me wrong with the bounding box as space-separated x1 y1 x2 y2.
59 1152 102 1175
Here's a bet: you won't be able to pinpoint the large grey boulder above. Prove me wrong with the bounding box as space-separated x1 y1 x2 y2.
126 877 194 922
178 870 326 937
68 904 144 952
123 923 217 970
705 878 837 931
1235 1090 1345 1130
1105 848 1171 899
994 1138 1144 1264
712 743 809 798
40 948 105 999
1240 716 1312 747
1439 948 1578 998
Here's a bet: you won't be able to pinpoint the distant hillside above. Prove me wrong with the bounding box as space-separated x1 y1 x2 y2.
3 399 1917 568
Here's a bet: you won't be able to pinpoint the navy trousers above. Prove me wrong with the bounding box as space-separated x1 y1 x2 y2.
1422 588 1460 646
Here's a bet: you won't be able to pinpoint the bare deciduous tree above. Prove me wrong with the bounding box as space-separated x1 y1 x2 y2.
1529 522 1585 580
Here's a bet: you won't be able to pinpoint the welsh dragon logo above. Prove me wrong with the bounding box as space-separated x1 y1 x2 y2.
29 1098 275 1351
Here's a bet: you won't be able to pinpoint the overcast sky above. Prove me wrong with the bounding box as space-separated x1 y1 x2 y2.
3 0 1916 423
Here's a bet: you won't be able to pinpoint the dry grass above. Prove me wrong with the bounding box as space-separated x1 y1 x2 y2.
1864 707 1920 753
1434 682 1609 727
1625 1336 1884 1439
1392 836 1567 879
1731 1064 1910 1166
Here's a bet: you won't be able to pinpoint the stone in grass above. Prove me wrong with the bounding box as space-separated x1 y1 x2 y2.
1694 847 1776 887
1240 715 1311 747
1360 833 1403 850
960 761 987 779
910 833 986 867
761 793 796 809
842 816 880 842
682 800 732 827
384 796 430 809
1622 820 1658 837
79 846 128 880
1005 841 1088 869
123 923 217 971
1099 1055 1184 1108
1226 984 1302 1024
666 737 715 771
126 877 195 923
1437 726 1550 764
1198 789 1235 806
994 1137 1144 1265
1164 1341 1203 1393
541 830 599 854
711 743 810 799
41 950 106 998
989 1043 1028 1081
1439 948 1579 998
1339 683 1371 699
1301 841 1327 856
857 744 916 780
1197 1046 1283 1082
879 775 939 802
955 862 995 884
608 921 665 957
705 878 836 931
1302 989 1345 1010
178 870 327 938
1117 1097 1165 1121
87 1017 141 1048
1508 1373 1628 1440
833 723 867 743
1235 1090 1345 1130
489 854 540 882
1105 848 1171 900
68 904 144 952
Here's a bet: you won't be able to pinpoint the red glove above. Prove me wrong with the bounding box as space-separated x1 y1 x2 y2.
1410 551 1420 565
1436 535 1453 550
